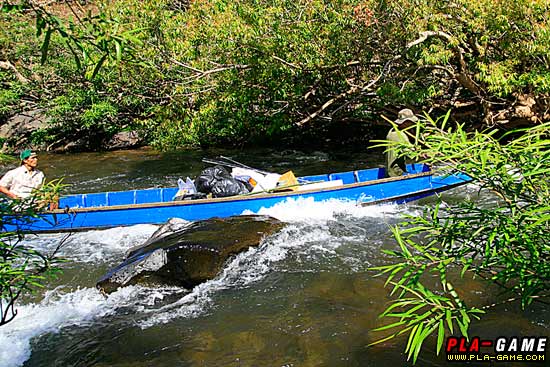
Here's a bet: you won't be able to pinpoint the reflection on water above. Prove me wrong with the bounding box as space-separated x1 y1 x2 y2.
0 148 548 367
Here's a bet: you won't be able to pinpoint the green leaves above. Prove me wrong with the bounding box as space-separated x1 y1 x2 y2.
371 277 484 363
0 183 66 325
4 0 550 149
31 3 145 80
371 116 550 363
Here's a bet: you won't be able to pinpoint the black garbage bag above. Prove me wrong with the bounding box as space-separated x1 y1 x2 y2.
195 166 229 193
211 178 250 197
195 165 250 197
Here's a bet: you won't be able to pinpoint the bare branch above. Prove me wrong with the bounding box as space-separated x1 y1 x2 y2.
296 59 392 126
272 55 300 70
407 31 482 96
296 85 359 126
170 58 204 74
170 58 251 85
295 28 487 127
0 61 29 84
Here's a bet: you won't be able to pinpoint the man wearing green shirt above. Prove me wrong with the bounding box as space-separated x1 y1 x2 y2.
386 109 418 177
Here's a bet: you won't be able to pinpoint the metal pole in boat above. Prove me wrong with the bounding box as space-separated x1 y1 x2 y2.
217 156 273 175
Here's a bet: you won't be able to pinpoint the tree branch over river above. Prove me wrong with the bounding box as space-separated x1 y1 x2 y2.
0 0 548 151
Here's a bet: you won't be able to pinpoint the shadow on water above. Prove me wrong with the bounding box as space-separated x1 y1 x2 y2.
1 148 548 367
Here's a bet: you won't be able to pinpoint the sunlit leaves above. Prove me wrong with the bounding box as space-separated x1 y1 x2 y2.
371 116 550 362
2 0 549 149
30 3 145 80
370 278 484 363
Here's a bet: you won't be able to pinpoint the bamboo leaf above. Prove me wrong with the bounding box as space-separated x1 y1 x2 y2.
457 319 468 337
372 320 407 332
89 53 108 80
40 28 52 64
115 40 122 62
436 319 445 355
445 309 454 334
406 323 420 359
367 333 399 347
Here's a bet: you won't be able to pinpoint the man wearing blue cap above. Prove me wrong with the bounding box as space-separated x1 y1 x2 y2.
0 149 45 199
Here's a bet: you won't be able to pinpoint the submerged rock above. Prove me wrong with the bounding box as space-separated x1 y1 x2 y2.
97 215 284 294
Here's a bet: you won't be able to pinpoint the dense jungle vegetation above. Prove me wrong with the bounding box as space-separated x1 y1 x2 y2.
0 0 549 151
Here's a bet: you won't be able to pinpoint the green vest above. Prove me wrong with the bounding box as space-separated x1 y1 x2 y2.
386 129 410 177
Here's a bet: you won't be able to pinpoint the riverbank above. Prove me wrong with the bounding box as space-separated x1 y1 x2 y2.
0 107 395 153
1 1 548 154
1 102 545 155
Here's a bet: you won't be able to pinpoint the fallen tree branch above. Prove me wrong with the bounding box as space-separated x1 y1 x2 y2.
272 55 300 70
295 29 485 127
170 57 251 85
0 61 29 84
408 31 481 96
195 64 250 79
296 85 359 126
296 59 393 126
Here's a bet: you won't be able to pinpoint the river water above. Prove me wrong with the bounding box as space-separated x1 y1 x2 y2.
0 148 548 367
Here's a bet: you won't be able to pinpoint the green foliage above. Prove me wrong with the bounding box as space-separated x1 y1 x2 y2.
38 87 122 146
0 180 66 326
81 101 118 132
30 1 144 80
371 113 550 362
477 61 519 97
1 0 549 149
0 83 22 120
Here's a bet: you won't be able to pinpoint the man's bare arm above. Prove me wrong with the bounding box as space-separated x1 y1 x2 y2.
0 185 19 199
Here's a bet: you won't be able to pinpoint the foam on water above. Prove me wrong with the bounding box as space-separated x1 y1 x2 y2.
21 224 159 263
243 196 411 224
4 198 417 365
136 199 396 327
0 285 153 367
138 224 332 327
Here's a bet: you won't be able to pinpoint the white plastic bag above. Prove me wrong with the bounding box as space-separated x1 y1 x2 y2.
230 167 281 193
174 177 197 199
252 173 281 193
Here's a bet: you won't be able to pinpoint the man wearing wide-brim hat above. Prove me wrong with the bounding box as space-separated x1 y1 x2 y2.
386 109 418 177
0 149 45 199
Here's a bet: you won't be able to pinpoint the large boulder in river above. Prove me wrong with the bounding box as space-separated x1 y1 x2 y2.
97 215 284 294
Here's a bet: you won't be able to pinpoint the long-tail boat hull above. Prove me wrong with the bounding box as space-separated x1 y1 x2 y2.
3 164 471 233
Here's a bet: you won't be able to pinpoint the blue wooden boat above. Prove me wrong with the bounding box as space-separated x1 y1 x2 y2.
3 164 471 233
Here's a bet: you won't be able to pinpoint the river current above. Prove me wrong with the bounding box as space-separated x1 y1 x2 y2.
0 148 548 367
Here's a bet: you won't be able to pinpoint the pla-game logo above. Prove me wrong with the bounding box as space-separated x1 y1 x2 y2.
445 336 547 363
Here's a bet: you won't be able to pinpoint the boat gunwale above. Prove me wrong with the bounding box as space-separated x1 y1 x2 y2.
49 171 434 214
359 179 469 206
